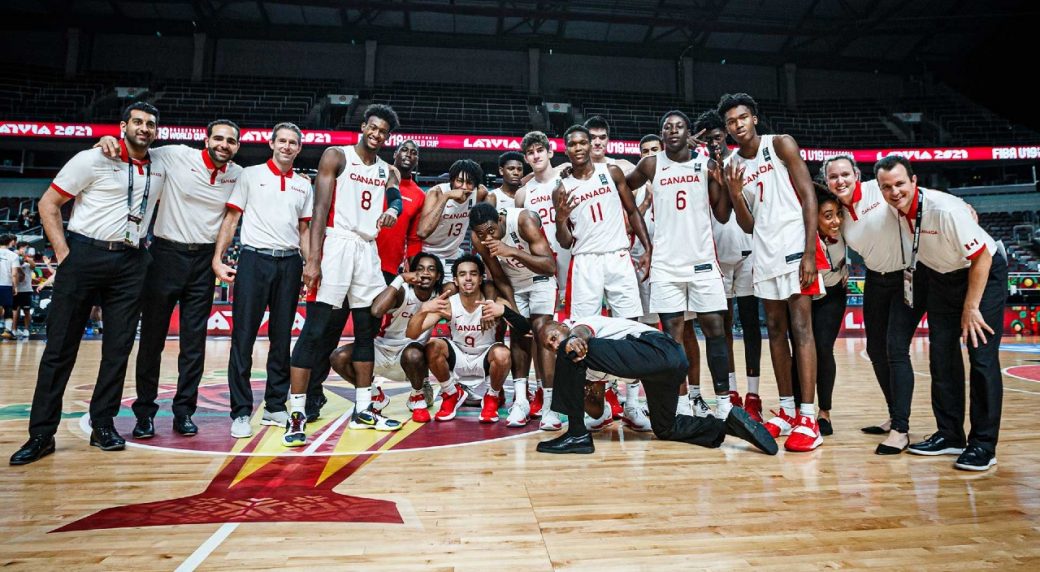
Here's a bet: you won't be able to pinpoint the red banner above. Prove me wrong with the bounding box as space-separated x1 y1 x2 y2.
3 120 1037 162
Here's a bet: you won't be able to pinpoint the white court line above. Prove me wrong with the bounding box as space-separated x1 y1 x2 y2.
303 409 352 454
175 522 239 572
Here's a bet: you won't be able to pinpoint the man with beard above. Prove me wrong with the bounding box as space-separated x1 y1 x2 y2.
375 139 426 281
12 103 168 465
97 119 244 439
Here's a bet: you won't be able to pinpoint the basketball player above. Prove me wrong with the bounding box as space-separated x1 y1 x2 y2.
625 110 733 422
535 316 777 456
375 139 426 281
0 234 17 340
488 152 524 212
512 131 568 427
214 122 311 440
406 254 531 424
289 104 404 438
416 159 488 281
632 134 661 327
584 115 637 175
468 203 557 428
11 103 166 465
695 110 763 422
718 93 827 452
281 253 444 444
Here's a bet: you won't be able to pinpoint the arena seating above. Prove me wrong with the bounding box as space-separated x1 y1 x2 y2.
345 81 532 134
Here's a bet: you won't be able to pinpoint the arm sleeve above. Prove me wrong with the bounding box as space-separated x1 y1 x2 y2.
51 150 98 198
385 186 403 214
501 304 531 336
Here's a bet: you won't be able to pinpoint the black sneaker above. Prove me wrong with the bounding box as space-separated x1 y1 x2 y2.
954 444 997 471
908 433 966 456
724 406 779 456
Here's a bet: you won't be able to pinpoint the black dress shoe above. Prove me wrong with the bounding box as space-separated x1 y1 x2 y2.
818 418 833 436
10 435 56 465
860 425 888 435
724 407 779 455
875 433 909 455
132 417 155 439
173 415 198 436
908 433 965 456
536 432 594 454
90 426 126 451
954 444 997 471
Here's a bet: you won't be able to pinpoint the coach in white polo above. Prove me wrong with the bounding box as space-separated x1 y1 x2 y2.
877 155 1006 471
98 119 244 439
212 122 312 439
11 102 167 466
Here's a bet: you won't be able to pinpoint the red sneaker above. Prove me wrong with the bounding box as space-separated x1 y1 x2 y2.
371 386 390 413
785 415 823 452
529 387 544 418
728 390 744 409
434 385 466 422
763 408 796 438
409 394 431 423
479 392 501 423
744 392 764 423
605 387 624 420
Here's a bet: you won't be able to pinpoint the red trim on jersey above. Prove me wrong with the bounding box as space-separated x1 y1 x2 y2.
118 139 151 171
800 272 825 296
50 183 74 199
201 149 228 185
326 179 338 228
844 181 863 221
299 217 312 222
225 202 243 212
266 159 293 191
561 255 576 320
966 245 987 261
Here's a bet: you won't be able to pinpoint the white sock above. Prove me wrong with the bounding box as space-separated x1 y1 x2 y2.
440 378 458 395
728 372 737 392
3 319 11 330
409 388 422 397
535 379 543 393
716 392 731 419
689 385 701 399
543 387 553 410
625 382 641 409
513 378 528 403
355 387 372 413
97 320 103 329
748 376 760 395
487 387 501 398
799 402 816 421
779 396 796 418
289 393 306 414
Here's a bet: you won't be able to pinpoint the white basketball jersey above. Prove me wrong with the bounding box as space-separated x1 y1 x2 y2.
563 163 628 255
650 151 718 282
377 285 432 348
629 185 654 259
499 208 557 291
329 145 390 241
565 314 656 341
712 213 753 266
448 294 496 355
424 184 476 259
727 134 811 282
523 178 563 255
489 187 516 212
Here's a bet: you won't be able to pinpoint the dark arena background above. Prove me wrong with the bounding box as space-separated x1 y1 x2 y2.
2 1 1040 570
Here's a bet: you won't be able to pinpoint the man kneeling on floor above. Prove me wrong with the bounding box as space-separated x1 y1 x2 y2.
536 315 778 455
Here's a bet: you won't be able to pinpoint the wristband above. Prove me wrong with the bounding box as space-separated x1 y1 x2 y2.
390 275 405 290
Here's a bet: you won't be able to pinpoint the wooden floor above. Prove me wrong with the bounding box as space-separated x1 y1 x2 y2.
2 335 1040 571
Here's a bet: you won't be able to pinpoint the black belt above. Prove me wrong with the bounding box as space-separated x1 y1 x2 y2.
866 268 902 278
153 237 215 253
242 245 300 258
68 231 142 251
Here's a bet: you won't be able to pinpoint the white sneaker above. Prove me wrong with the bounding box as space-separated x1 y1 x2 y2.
371 387 391 413
230 416 253 438
506 399 531 427
349 406 402 431
676 395 694 417
691 395 712 418
539 409 563 431
623 407 653 432
261 409 289 426
585 404 613 432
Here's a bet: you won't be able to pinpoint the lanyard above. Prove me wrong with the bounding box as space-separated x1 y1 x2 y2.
907 188 923 271
126 160 152 219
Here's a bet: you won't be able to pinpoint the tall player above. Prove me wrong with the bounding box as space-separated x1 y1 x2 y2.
416 159 488 281
513 131 568 427
695 110 764 422
718 93 827 452
488 152 524 211
406 254 531 424
290 104 404 439
468 202 557 428
584 115 637 175
625 111 734 421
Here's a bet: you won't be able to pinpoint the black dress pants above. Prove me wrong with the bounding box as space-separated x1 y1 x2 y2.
28 239 150 437
551 331 727 447
862 269 928 433
133 240 217 419
227 249 302 419
922 254 1006 452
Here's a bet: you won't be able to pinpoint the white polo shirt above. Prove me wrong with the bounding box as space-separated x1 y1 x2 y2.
226 160 312 251
840 179 909 273
899 187 997 274
0 249 17 287
51 141 166 243
821 235 849 288
565 314 657 341
151 145 243 244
